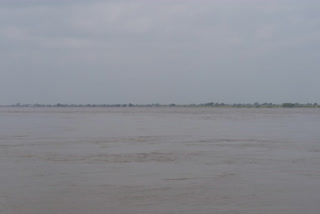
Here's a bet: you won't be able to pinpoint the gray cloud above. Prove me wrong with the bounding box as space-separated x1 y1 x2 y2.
1 0 319 104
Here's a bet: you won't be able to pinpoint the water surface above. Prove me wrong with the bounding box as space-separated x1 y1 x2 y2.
0 107 319 214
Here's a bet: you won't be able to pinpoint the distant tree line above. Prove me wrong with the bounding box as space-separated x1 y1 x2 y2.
281 103 318 108
2 102 318 108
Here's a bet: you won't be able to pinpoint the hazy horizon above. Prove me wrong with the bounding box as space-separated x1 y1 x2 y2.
2 101 319 106
1 0 319 105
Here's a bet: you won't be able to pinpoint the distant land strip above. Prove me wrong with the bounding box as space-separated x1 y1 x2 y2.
1 102 319 108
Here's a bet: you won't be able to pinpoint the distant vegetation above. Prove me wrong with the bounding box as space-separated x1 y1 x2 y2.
2 102 318 108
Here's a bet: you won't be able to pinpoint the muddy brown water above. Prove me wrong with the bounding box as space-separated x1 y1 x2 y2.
0 107 320 214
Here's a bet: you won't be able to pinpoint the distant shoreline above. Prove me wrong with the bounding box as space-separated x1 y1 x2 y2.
1 102 318 108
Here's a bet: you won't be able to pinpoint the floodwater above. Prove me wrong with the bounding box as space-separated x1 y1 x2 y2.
0 107 320 214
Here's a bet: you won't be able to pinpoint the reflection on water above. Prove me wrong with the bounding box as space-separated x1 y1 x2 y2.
0 107 320 214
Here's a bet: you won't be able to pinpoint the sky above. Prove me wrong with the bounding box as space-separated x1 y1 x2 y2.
0 0 319 105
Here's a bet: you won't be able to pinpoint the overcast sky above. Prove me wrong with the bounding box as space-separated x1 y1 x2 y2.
0 0 319 105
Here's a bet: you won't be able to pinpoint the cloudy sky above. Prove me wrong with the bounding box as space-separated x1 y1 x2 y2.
0 0 319 105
